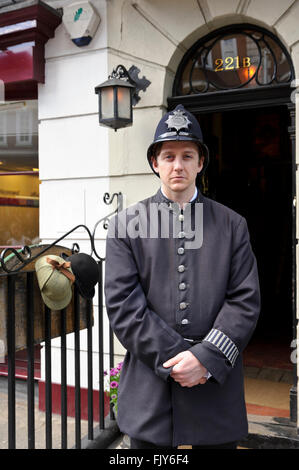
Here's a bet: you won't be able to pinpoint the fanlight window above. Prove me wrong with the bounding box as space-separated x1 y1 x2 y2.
174 26 294 96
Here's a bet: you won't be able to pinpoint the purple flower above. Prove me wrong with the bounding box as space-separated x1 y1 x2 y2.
110 368 118 376
104 370 108 376
110 381 119 389
111 394 117 400
116 362 123 371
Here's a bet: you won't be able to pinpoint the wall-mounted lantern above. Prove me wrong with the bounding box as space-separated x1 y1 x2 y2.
94 65 150 131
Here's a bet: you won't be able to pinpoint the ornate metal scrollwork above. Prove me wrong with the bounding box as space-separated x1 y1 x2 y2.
0 192 123 273
109 64 151 106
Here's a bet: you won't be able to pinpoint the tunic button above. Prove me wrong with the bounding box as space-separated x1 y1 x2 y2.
177 247 185 255
179 214 184 222
181 319 189 325
179 302 187 310
178 265 185 273
179 282 186 290
178 231 185 239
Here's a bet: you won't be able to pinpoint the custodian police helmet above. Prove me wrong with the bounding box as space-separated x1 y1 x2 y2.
147 104 209 179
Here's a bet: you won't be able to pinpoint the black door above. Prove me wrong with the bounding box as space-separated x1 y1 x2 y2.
198 105 292 364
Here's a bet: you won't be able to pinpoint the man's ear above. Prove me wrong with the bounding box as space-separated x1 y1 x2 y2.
151 156 159 172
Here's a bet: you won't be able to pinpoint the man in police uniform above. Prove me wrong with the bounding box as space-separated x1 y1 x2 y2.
104 105 260 449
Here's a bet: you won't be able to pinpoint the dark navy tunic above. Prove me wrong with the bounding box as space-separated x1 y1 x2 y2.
104 188 260 446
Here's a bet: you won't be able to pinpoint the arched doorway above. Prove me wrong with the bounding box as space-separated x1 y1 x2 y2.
169 23 296 421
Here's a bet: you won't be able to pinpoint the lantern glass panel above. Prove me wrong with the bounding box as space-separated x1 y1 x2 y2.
101 86 114 119
117 87 131 119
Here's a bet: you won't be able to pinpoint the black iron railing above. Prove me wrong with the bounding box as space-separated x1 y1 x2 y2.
0 192 123 449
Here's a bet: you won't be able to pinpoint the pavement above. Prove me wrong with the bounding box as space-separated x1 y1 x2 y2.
0 376 89 449
0 365 295 449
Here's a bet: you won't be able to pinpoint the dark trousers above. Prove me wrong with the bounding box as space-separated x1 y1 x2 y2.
130 437 238 449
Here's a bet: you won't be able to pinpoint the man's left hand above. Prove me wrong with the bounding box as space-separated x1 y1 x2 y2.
163 351 208 387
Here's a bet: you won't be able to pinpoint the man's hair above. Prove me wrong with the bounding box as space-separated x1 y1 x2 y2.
151 142 163 160
151 141 204 162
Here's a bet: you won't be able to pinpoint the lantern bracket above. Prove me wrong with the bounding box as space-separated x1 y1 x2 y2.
109 64 151 106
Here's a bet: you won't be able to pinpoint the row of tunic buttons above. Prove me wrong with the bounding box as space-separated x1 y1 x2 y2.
177 212 188 325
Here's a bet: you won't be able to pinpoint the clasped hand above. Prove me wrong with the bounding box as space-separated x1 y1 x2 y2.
163 350 208 387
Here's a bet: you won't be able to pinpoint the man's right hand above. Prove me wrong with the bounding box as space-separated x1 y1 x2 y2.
163 350 208 387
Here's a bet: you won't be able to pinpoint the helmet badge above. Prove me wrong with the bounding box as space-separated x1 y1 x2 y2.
165 109 191 132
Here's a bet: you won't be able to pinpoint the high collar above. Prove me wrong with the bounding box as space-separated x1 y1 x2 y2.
161 186 198 202
152 187 204 206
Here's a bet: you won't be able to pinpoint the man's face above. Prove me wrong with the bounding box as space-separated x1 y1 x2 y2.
151 141 204 194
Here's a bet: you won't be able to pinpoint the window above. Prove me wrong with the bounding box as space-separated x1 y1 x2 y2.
16 107 33 146
0 100 39 247
0 112 7 146
173 25 294 96
220 37 238 62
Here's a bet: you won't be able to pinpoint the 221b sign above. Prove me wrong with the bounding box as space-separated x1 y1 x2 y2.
214 56 251 72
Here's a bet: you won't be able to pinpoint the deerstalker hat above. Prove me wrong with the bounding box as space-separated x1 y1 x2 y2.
35 255 75 311
61 252 99 299
147 104 209 177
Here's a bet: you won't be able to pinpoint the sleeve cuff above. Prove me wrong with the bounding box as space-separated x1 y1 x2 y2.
203 328 239 367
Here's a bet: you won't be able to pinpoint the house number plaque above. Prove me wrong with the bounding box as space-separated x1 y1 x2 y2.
214 56 251 72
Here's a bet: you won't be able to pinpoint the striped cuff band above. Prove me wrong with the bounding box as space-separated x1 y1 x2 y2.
203 329 239 367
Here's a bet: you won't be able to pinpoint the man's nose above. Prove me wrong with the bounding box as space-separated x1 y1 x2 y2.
174 158 183 171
